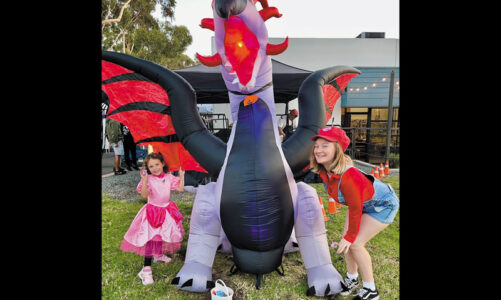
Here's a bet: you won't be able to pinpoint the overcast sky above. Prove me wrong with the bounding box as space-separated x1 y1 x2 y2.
155 0 399 59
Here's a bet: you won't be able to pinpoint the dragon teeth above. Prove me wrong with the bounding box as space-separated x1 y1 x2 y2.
224 61 233 71
232 77 239 84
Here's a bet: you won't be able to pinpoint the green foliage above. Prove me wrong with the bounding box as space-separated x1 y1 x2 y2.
102 0 195 69
389 153 400 168
102 179 400 299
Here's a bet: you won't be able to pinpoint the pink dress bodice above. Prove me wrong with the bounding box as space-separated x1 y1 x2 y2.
136 172 180 207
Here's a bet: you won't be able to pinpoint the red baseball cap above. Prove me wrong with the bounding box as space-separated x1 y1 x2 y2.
311 126 350 152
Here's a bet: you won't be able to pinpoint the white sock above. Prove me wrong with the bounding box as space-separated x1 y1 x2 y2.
362 281 376 291
346 272 358 280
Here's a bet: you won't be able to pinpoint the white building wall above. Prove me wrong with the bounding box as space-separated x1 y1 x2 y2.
268 37 399 70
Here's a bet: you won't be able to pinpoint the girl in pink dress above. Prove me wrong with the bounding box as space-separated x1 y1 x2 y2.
120 152 185 285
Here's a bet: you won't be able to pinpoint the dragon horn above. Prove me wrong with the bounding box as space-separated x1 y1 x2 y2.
200 18 214 31
266 37 289 56
196 52 222 67
254 0 269 8
259 7 282 22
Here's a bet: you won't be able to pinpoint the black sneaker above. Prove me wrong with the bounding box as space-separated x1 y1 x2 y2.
340 277 359 296
132 164 140 170
353 287 379 300
114 168 127 175
126 165 132 171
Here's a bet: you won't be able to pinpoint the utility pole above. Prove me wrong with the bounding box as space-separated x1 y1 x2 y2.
385 70 395 163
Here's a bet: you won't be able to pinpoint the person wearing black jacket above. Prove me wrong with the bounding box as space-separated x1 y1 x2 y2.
122 124 140 171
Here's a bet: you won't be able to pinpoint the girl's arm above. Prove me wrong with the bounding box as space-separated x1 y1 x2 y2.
340 168 375 243
175 167 185 192
140 169 149 198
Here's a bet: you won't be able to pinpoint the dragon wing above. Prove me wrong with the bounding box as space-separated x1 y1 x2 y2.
322 72 359 123
101 52 207 173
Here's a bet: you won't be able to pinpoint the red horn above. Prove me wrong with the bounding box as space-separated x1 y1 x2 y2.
266 37 289 56
200 18 214 31
254 0 269 8
196 52 222 67
259 7 282 22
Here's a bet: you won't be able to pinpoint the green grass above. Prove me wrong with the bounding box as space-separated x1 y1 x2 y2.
102 177 399 299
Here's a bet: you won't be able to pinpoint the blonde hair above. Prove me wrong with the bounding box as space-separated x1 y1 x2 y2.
310 141 353 175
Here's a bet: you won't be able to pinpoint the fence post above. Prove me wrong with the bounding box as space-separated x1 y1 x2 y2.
385 70 395 162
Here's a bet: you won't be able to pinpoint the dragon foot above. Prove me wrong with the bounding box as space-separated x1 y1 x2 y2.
305 264 343 297
171 261 214 293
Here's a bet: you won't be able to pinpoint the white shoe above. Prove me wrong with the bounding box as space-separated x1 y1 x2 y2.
153 255 172 263
138 268 154 285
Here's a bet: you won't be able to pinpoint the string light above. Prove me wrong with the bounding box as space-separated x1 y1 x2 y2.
347 74 399 93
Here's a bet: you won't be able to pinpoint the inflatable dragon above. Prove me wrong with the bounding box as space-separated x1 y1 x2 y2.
171 0 360 296
102 0 360 297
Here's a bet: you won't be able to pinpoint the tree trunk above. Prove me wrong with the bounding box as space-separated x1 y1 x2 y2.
102 0 132 26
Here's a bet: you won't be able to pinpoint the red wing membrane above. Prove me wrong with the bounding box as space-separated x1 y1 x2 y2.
322 73 359 122
102 60 207 173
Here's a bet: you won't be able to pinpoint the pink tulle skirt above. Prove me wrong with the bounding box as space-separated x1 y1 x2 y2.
120 202 185 258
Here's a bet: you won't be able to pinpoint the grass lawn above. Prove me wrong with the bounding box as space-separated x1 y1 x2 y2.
102 176 399 299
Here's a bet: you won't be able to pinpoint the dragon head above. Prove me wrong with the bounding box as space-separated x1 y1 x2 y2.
197 0 288 92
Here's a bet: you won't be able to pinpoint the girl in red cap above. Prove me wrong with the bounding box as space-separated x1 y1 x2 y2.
310 126 399 300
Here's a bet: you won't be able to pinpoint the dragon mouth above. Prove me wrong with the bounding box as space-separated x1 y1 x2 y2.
223 15 259 91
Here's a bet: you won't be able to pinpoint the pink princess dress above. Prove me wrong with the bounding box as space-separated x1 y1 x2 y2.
120 172 185 258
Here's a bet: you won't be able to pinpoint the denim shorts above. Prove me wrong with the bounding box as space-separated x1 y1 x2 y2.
362 184 399 224
112 140 124 155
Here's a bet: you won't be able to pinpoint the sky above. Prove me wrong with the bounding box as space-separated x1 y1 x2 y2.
154 0 399 60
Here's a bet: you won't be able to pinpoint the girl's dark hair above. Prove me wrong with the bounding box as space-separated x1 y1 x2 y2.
143 152 169 174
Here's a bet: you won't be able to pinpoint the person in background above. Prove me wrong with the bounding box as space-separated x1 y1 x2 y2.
278 109 298 142
122 124 140 171
309 126 399 300
105 118 127 175
120 152 185 285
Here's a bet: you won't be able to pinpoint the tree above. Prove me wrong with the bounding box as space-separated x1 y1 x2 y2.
102 0 195 69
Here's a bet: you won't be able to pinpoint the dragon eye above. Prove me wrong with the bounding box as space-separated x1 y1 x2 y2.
238 42 243 48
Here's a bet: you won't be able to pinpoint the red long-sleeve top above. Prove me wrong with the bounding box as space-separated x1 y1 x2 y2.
319 167 375 243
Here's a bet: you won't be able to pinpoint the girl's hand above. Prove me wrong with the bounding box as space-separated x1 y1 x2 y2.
140 168 148 180
178 166 185 177
336 238 352 255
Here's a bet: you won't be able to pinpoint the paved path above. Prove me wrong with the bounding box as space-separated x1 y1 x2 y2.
101 152 116 177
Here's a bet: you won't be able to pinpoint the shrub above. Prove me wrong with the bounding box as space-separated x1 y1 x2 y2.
389 153 400 168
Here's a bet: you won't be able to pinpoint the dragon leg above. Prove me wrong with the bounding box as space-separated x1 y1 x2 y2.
283 227 299 254
172 182 221 292
294 182 343 297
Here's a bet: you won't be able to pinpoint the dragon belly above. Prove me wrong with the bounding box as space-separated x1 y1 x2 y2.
220 98 294 274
